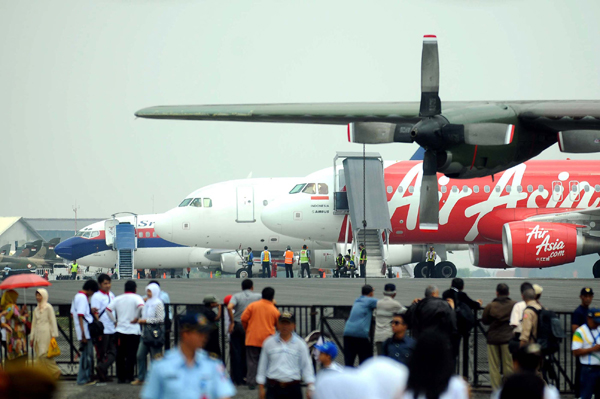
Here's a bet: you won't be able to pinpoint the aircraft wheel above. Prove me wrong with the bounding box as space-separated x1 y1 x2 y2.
413 262 428 278
436 261 457 278
236 268 249 279
593 260 600 278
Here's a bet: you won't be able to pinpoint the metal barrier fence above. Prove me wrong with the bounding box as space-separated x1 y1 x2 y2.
2 304 577 393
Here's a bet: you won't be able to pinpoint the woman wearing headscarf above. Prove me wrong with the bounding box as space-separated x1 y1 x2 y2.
0 290 28 364
132 283 165 385
30 288 61 379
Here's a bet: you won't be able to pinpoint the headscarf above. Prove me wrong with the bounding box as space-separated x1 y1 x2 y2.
35 288 49 312
143 283 162 319
1 290 19 320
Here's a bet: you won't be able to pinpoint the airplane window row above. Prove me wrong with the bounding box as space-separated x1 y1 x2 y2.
395 183 600 195
178 198 213 207
138 231 158 238
289 183 329 195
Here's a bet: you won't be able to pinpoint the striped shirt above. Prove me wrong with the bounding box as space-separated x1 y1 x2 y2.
572 324 600 366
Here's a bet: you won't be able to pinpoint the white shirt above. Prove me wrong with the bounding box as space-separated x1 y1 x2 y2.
374 296 405 342
256 333 315 385
70 292 92 340
510 301 527 333
572 324 600 366
91 290 116 335
107 292 145 335
404 376 469 399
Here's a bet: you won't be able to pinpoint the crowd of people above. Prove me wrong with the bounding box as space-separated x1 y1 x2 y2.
0 276 596 399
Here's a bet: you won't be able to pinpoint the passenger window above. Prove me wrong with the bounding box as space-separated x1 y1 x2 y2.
204 198 212 207
386 186 393 194
451 186 458 193
153 232 157 238
318 183 329 195
527 185 533 193
554 185 561 192
397 186 404 193
302 183 316 194
517 185 522 193
408 186 414 194
179 198 192 207
145 232 150 238
138 232 143 238
441 186 447 194
190 198 202 207
462 185 468 193
290 184 306 194
585 184 590 192
473 185 479 194
484 185 490 193
572 184 578 192
539 185 544 192
506 185 511 193
495 186 501 193
596 185 600 193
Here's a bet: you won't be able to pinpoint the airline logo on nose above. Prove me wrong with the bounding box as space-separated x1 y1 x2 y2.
311 196 329 200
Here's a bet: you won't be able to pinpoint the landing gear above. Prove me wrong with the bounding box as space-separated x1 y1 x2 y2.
413 262 429 278
236 268 249 279
593 260 600 278
435 261 457 278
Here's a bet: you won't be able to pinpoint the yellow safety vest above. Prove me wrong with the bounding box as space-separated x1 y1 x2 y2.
300 250 309 263
284 250 294 264
360 249 367 261
426 251 436 261
71 263 78 273
263 251 270 262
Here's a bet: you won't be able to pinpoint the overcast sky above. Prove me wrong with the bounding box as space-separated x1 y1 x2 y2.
2 0 600 220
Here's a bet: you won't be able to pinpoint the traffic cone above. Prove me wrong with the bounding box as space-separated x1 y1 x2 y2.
163 272 166 279
210 271 213 278
397 272 400 278
323 271 326 279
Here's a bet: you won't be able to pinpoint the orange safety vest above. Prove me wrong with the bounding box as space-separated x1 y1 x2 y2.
284 250 294 264
263 251 270 262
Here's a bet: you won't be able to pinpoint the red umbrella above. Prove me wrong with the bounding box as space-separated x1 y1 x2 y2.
0 274 52 290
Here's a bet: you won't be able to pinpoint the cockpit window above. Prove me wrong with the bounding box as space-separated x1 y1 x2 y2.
318 183 329 195
190 198 202 207
90 231 100 238
203 198 212 207
289 184 306 194
179 198 192 207
302 183 316 194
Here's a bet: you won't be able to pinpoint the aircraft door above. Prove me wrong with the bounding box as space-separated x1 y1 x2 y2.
569 180 580 202
105 219 119 247
236 186 255 223
552 181 563 202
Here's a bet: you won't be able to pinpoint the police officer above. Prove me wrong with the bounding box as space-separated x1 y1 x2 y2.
284 246 294 278
246 247 254 278
359 244 367 277
71 260 79 280
334 254 346 278
298 245 311 278
261 246 271 279
425 246 436 278
141 313 236 399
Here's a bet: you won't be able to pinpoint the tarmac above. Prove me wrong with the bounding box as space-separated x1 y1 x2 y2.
37 277 598 312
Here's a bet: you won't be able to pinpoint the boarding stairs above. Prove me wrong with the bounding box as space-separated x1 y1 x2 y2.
334 152 392 277
118 250 133 279
114 223 136 279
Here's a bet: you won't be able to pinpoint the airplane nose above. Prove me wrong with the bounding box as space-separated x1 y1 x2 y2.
261 201 283 234
154 212 174 241
54 240 74 260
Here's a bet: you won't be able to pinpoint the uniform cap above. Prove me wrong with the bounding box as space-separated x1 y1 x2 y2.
203 294 218 304
179 313 213 333
587 308 600 323
315 341 338 358
581 287 595 296
533 284 543 296
279 311 296 323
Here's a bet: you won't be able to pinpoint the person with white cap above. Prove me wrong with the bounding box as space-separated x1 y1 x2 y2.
374 283 405 355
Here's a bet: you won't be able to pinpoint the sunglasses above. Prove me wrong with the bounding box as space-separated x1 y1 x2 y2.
391 320 405 326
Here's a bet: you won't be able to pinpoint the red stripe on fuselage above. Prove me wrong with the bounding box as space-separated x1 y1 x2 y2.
311 196 329 200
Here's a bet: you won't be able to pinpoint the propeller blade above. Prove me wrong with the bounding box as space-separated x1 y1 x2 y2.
419 150 440 230
349 122 415 144
419 35 441 117
440 123 515 146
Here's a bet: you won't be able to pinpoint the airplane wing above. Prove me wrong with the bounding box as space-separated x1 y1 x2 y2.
525 208 600 234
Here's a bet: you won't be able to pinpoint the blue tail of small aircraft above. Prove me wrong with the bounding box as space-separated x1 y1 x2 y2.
410 146 425 161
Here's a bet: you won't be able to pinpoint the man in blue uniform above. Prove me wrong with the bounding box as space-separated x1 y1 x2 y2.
141 313 236 399
246 247 254 278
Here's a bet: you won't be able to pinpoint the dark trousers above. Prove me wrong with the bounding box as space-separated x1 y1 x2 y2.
581 365 600 399
116 333 139 383
71 272 77 280
427 261 435 278
95 333 117 379
343 336 372 367
285 264 293 278
247 265 253 278
300 263 311 278
575 360 582 397
230 322 247 385
266 382 302 399
246 346 262 386
262 262 271 278
360 262 366 277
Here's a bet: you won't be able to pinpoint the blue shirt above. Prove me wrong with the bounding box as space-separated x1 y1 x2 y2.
381 335 416 365
573 305 589 328
141 348 236 399
343 296 378 338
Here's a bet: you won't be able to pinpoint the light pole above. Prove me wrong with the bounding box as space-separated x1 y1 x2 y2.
72 203 80 233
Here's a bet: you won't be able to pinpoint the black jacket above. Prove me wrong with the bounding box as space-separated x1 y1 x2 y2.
442 288 481 310
405 297 458 339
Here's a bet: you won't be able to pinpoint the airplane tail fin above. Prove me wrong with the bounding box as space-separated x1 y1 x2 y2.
44 238 61 260
0 244 10 256
27 240 44 259
410 146 425 161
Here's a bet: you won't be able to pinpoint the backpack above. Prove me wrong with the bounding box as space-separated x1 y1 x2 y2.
455 300 476 334
526 306 565 355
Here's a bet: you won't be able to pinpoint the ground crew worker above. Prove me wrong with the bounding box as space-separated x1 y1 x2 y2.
71 260 79 280
359 244 367 277
425 246 436 278
261 246 271 279
298 245 311 278
572 307 600 399
334 254 346 278
348 249 354 263
246 247 254 278
284 246 294 278
140 313 236 399
345 255 357 278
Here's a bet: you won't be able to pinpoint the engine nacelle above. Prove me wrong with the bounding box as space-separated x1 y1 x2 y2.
502 222 600 268
469 244 509 269
386 244 427 265
188 248 221 270
220 253 245 274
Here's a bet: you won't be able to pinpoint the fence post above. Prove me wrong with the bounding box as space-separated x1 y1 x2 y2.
473 313 479 386
310 306 317 333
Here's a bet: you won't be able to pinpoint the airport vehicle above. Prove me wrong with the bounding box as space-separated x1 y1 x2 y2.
136 35 600 230
53 215 222 274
